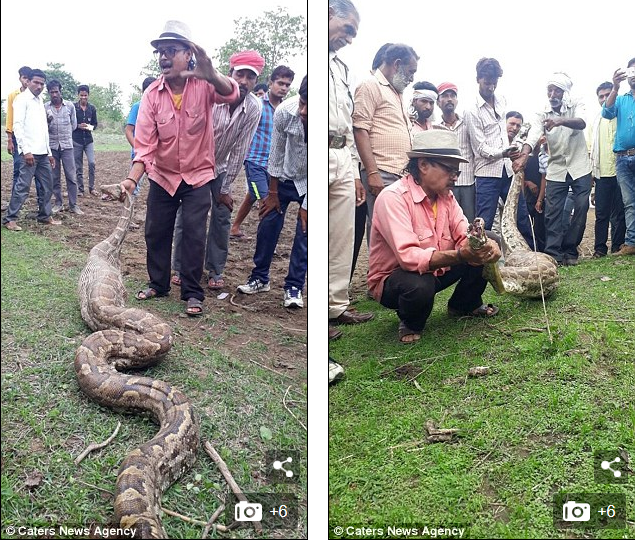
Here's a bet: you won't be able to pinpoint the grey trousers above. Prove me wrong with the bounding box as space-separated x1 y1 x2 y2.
2 154 54 223
51 147 78 207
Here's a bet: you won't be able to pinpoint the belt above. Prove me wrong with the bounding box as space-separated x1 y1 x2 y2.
615 148 635 157
328 134 347 149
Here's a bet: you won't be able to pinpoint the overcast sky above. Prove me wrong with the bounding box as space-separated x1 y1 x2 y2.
1 0 307 108
336 0 633 125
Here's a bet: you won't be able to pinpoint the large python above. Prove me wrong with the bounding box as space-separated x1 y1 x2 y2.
467 125 559 298
74 185 199 538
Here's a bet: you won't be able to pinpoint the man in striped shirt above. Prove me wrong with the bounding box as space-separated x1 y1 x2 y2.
238 75 308 309
463 57 534 246
230 65 295 238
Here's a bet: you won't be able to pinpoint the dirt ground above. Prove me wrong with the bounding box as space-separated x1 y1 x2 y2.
1 152 307 379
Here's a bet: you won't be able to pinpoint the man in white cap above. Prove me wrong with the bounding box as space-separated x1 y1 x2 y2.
434 81 476 221
368 130 501 343
520 72 592 266
410 81 438 132
120 20 239 316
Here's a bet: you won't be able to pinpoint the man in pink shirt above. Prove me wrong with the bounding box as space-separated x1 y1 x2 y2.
368 130 502 343
120 20 239 316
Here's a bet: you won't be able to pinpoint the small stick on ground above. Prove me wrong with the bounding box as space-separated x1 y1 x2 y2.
75 422 121 465
75 479 114 497
229 294 258 312
203 440 263 535
283 385 307 431
162 508 232 532
246 357 293 380
201 504 226 539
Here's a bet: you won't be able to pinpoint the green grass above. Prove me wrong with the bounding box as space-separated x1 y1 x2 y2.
1 230 306 538
1 130 128 162
329 258 634 539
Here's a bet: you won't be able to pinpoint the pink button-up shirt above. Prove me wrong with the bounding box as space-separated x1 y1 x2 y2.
368 174 469 300
133 76 239 196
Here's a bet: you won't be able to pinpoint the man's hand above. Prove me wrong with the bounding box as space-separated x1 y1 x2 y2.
524 180 539 196
7 137 14 155
543 117 562 132
511 152 528 173
367 171 384 197
298 207 307 233
24 153 34 167
535 198 544 214
119 178 136 200
218 193 233 212
612 68 627 89
259 192 281 219
48 156 56 169
182 42 215 82
355 178 366 206
462 238 501 265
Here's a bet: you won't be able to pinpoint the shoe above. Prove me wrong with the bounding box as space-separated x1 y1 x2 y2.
69 205 84 215
89 189 98 196
283 287 304 308
51 204 64 214
38 217 61 226
128 221 140 230
4 221 22 231
563 258 578 266
208 277 225 290
330 309 374 325
329 358 345 384
77 191 84 197
329 325 342 341
613 244 635 256
592 251 606 259
237 278 270 295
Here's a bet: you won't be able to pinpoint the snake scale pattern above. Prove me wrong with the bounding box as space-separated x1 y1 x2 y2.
74 185 199 538
467 163 559 298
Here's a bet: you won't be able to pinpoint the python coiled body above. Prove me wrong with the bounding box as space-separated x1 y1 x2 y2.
74 185 199 538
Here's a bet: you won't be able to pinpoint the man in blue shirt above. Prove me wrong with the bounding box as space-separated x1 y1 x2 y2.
229 65 295 238
602 57 635 256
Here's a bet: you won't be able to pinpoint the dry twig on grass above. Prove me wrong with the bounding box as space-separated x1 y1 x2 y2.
203 440 263 535
201 504 226 539
74 422 121 465
283 385 307 431
229 294 258 312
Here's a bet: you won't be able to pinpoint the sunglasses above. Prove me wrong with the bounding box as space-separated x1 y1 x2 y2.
427 159 461 178
153 46 189 59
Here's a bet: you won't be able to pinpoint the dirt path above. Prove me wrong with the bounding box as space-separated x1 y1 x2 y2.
1 152 307 380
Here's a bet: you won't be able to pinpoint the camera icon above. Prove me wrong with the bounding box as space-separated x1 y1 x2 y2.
234 501 262 522
562 501 590 521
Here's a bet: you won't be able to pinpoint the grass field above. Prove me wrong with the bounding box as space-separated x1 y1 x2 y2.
329 257 634 539
1 229 307 538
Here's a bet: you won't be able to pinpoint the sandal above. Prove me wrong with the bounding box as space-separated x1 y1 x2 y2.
171 274 182 287
208 277 225 290
136 288 162 300
186 297 204 317
398 321 421 344
448 303 499 318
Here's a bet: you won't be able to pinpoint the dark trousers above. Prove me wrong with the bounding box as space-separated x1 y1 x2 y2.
351 201 367 280
594 176 626 255
380 264 488 333
523 186 546 252
3 154 53 224
249 180 307 291
544 173 592 262
145 180 211 302
11 134 21 185
476 169 534 247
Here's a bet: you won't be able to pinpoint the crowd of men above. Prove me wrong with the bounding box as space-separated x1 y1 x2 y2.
3 20 308 320
328 0 634 382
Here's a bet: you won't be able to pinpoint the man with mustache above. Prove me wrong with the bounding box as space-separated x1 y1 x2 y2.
172 50 264 291
353 43 419 242
434 82 476 222
410 81 438 133
368 130 501 344
521 72 592 266
120 20 239 316
3 69 60 230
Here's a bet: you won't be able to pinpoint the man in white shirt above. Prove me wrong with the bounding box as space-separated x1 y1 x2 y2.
3 69 60 231
521 72 592 266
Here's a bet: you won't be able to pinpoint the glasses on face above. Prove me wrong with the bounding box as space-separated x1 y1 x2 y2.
428 159 461 178
153 46 188 59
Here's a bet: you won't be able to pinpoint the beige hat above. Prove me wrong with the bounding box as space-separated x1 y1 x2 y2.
407 129 468 163
151 20 193 49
